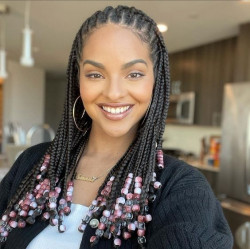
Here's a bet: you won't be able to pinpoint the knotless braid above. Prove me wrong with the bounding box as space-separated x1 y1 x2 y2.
0 5 170 248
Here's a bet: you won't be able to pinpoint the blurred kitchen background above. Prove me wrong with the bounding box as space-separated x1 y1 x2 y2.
0 1 250 248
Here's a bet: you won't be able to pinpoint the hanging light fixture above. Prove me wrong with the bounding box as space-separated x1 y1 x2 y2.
0 4 8 80
20 1 34 67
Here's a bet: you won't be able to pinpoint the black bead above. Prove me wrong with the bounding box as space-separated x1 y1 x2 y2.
138 222 145 230
33 209 42 217
100 216 108 224
5 225 12 232
144 205 149 212
14 204 20 211
138 236 146 244
103 227 111 239
95 229 104 237
84 215 92 223
125 212 133 220
148 195 156 202
36 197 46 205
125 200 133 206
26 216 35 224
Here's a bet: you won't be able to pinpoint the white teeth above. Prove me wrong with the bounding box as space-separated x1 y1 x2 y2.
102 106 130 114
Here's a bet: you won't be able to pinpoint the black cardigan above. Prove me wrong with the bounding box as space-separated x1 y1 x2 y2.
0 142 233 249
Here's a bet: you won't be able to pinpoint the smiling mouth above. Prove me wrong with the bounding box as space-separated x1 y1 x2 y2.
98 104 133 121
101 105 130 114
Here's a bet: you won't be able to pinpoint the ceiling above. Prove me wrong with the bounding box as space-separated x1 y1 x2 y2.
1 0 250 75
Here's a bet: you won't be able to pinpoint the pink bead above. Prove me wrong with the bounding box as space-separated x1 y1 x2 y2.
145 214 152 222
128 173 133 178
35 194 42 199
98 222 106 230
59 199 66 205
49 191 56 197
135 182 142 188
158 164 164 169
123 231 131 239
67 186 73 192
125 206 132 212
18 220 26 228
40 166 47 171
64 206 71 214
67 181 74 186
66 191 73 197
78 223 86 232
1 215 8 221
0 227 5 233
9 220 17 228
43 212 50 220
115 204 121 211
49 202 56 209
121 214 126 219
114 210 122 217
138 215 145 222
92 200 98 206
114 238 121 246
133 194 140 199
109 215 115 222
66 196 72 202
43 179 50 185
135 176 142 183
90 236 97 243
36 175 42 180
116 197 125 205
55 187 61 193
126 193 133 200
125 178 132 184
110 225 116 233
59 224 66 232
51 218 58 226
107 181 113 186
30 202 37 209
132 204 140 212
128 223 136 231
38 189 44 195
154 181 162 189
97 196 103 202
35 185 41 190
137 229 145 236
9 211 17 218
124 183 130 189
121 188 128 195
19 210 27 217
134 188 142 194
1 231 8 237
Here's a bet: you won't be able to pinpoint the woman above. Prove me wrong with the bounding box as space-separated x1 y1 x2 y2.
0 5 233 249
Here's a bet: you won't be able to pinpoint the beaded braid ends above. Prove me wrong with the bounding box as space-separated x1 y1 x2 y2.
0 147 164 248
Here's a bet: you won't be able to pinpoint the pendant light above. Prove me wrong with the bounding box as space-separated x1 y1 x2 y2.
20 1 34 67
0 5 8 79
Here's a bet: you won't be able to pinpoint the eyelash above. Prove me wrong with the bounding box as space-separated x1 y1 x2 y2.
85 72 145 79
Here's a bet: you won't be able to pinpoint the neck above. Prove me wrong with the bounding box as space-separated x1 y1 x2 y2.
84 124 137 160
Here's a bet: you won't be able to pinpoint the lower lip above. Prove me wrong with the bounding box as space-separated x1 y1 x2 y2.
99 106 133 121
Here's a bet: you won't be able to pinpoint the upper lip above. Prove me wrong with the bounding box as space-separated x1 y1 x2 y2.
98 103 134 108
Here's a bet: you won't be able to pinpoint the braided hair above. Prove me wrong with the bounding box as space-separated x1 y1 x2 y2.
0 5 170 248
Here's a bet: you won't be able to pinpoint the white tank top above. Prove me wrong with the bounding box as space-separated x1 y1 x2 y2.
26 203 89 249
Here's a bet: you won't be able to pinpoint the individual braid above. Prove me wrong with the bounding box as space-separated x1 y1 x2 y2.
0 5 170 248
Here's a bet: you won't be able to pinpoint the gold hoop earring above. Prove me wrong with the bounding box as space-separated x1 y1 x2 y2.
73 95 86 132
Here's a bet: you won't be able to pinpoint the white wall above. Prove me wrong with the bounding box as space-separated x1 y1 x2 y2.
3 60 45 150
163 124 222 157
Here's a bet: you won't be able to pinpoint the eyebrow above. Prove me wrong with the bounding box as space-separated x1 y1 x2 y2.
82 59 148 70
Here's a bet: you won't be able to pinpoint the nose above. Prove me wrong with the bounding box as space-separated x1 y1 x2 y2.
102 77 127 100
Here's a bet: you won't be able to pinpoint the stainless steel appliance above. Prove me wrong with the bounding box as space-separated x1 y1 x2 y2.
218 82 250 249
167 92 195 125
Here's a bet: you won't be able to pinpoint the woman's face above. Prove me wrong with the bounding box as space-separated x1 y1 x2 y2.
79 23 154 138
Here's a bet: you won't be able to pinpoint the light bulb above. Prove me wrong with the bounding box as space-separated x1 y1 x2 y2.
20 26 34 67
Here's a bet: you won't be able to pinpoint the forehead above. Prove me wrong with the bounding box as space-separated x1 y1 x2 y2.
82 23 151 63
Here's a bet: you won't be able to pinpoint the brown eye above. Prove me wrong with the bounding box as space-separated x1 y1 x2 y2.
128 72 144 79
86 73 103 79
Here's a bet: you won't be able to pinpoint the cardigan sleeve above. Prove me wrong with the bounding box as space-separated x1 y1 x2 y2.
0 150 26 216
0 142 50 217
146 160 233 249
